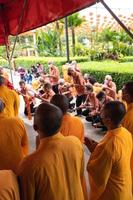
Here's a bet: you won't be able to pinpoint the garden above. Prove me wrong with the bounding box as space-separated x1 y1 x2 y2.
0 12 133 89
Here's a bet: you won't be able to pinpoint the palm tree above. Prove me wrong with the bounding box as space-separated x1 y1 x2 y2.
55 20 64 56
67 13 85 56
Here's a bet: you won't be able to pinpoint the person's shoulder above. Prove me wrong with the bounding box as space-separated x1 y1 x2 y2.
64 134 82 147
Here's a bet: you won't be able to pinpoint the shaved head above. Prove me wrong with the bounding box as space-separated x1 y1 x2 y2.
103 101 126 127
123 82 133 102
34 103 63 137
51 94 69 114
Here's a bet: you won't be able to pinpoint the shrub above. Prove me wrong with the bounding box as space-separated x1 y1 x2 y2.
119 56 133 63
80 61 133 90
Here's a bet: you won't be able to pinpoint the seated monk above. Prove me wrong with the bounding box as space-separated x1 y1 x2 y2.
0 99 29 173
81 85 99 119
19 80 36 116
18 103 87 200
103 75 117 99
0 76 19 117
41 82 55 102
51 94 84 143
58 79 74 109
0 170 20 200
85 101 132 200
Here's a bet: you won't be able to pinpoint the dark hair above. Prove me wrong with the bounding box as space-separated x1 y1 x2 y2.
0 76 5 86
88 75 97 85
44 82 52 90
86 84 93 92
104 101 126 126
51 94 69 114
19 80 25 86
96 91 106 100
124 82 133 99
34 103 63 137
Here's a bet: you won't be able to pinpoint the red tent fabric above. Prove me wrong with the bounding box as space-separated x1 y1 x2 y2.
0 0 96 45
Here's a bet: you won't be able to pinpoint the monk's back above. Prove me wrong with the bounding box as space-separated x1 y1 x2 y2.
90 127 133 200
0 86 19 117
60 113 84 143
18 133 84 200
0 116 27 173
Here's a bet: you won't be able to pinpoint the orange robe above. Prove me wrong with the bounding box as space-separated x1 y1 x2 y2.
122 103 133 192
0 114 29 173
18 133 87 200
87 127 132 200
0 85 20 117
0 170 20 200
60 113 84 143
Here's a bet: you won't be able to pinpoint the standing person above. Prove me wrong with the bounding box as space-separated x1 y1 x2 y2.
0 170 20 200
48 61 60 94
0 99 29 173
85 101 132 200
51 94 84 143
68 66 85 116
0 76 19 117
18 103 87 200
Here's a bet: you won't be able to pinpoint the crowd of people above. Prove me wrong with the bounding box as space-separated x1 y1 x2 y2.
0 60 133 200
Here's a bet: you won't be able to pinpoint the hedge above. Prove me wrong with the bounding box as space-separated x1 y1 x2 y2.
80 61 133 90
0 57 133 90
0 56 89 69
119 56 133 63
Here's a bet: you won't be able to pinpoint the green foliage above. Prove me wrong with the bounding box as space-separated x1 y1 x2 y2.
80 61 133 90
36 30 59 56
67 13 84 27
119 56 133 62
75 43 89 56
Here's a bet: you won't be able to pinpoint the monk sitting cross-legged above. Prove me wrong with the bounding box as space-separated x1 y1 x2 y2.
0 99 29 173
51 94 84 143
18 102 87 200
85 101 133 200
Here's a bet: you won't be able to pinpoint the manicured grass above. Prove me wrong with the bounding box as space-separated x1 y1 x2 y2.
79 61 133 74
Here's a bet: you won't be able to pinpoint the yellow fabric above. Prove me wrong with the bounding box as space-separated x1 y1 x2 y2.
32 79 40 90
60 113 84 143
122 103 133 193
18 133 86 200
0 170 20 200
93 86 102 94
62 65 73 83
87 127 133 200
122 103 133 135
0 86 20 117
0 114 29 173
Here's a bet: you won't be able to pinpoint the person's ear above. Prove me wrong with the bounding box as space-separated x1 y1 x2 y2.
33 124 38 131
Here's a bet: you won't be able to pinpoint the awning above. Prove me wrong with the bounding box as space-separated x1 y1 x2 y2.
0 0 97 45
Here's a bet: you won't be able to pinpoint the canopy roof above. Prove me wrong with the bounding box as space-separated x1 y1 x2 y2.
0 0 96 45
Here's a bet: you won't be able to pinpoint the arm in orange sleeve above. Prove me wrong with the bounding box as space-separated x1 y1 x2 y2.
18 119 29 156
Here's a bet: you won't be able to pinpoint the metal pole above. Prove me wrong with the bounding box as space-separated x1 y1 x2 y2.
65 17 70 62
100 0 133 39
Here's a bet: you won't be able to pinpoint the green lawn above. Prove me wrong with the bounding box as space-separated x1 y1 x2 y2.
80 61 133 74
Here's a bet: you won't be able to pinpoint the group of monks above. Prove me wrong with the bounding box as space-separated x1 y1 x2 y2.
0 61 133 200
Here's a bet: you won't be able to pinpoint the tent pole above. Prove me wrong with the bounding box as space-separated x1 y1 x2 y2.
65 17 70 63
5 44 14 84
100 0 133 39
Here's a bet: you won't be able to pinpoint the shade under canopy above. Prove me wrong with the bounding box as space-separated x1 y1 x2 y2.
0 0 96 45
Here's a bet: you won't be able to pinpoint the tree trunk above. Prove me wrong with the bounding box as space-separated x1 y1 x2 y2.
56 21 62 56
71 26 75 57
